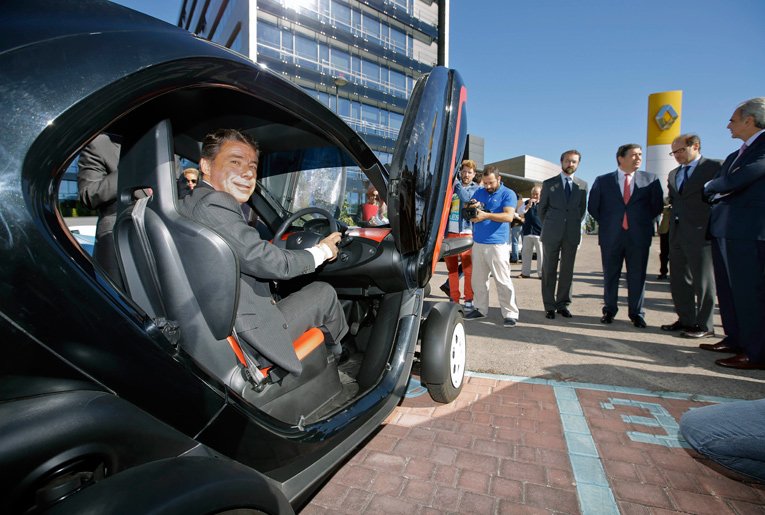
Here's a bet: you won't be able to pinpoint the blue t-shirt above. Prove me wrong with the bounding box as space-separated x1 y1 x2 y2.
471 185 517 244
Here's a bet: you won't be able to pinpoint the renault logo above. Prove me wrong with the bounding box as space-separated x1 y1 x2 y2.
654 104 678 131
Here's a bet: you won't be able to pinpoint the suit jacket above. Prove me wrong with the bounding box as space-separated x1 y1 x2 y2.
78 133 120 238
667 157 721 247
705 133 765 241
179 182 315 375
538 175 587 246
588 170 663 248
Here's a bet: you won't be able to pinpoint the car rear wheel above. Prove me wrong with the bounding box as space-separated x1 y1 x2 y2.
420 302 466 403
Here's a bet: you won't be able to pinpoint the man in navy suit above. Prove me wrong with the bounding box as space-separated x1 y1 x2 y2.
588 144 663 327
702 98 765 369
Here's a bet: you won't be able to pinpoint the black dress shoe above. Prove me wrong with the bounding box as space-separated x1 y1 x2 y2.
715 354 765 370
545 310 555 319
656 274 668 280
699 338 738 353
660 320 687 332
600 313 614 324
556 308 573 318
629 315 647 328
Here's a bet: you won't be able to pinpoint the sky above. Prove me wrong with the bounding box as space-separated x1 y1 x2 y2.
111 0 764 186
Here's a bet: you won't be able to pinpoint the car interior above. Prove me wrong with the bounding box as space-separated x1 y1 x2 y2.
57 85 416 426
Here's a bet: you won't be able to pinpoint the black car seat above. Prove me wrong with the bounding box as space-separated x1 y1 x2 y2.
113 120 341 423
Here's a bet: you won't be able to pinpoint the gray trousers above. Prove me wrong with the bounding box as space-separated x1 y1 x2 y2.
278 282 348 355
541 239 578 311
669 239 716 331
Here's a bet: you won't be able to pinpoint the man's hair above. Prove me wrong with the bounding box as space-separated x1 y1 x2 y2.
616 143 642 163
560 149 581 162
482 166 501 180
674 133 701 150
201 129 259 161
737 97 765 129
461 159 476 171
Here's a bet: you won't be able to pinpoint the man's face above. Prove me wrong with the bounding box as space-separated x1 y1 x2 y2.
201 140 259 203
560 153 580 175
617 147 642 173
460 166 475 185
183 171 198 190
482 173 500 193
727 108 753 141
670 140 700 165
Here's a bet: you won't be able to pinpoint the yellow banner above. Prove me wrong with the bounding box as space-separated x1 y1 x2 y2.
647 91 682 145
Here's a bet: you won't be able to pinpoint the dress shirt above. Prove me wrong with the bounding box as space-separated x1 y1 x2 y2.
559 172 575 188
617 168 635 197
676 156 701 190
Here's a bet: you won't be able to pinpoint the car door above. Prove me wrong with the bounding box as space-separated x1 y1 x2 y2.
387 66 468 288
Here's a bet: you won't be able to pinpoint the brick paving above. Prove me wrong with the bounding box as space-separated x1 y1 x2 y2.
303 375 765 514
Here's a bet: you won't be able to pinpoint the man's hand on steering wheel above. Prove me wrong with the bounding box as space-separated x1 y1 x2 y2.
320 232 342 261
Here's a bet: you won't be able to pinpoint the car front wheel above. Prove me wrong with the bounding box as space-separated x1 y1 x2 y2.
420 302 466 403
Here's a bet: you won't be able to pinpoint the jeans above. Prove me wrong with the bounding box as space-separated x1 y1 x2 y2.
680 399 765 482
510 225 522 261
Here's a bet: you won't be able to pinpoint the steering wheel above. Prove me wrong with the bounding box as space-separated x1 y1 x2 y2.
273 207 338 250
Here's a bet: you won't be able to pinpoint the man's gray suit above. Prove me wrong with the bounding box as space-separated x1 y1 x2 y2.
588 170 663 317
538 175 587 311
180 182 348 375
666 157 721 332
78 133 122 286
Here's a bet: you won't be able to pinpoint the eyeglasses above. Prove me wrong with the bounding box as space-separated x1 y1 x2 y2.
186 179 198 184
668 148 688 156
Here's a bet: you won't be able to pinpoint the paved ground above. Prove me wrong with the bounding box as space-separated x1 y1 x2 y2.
434 234 765 401
303 236 765 514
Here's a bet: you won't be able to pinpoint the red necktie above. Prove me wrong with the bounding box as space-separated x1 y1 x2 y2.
622 173 632 230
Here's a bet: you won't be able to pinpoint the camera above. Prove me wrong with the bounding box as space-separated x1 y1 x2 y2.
462 200 484 221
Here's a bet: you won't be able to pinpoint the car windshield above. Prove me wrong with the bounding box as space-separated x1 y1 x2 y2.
258 146 353 221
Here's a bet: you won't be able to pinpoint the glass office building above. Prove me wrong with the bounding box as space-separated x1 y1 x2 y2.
177 0 449 167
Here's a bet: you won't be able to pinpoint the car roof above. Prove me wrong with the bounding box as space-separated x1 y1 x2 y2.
1 0 180 56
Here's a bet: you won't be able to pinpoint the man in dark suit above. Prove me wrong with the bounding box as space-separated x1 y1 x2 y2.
78 133 124 288
180 129 348 375
702 98 765 370
587 144 664 327
538 149 587 319
660 134 721 338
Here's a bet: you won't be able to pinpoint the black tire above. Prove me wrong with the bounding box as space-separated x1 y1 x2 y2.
48 456 294 515
419 302 466 403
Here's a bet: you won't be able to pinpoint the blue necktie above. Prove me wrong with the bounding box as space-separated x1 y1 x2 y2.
565 178 572 200
677 166 688 193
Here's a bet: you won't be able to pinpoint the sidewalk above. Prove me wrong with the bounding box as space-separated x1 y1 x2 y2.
302 235 765 514
304 374 765 514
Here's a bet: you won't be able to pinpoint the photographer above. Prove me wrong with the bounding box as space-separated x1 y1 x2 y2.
463 167 520 327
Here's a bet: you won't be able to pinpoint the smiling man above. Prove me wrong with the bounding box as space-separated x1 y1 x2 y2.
180 129 348 375
587 143 663 328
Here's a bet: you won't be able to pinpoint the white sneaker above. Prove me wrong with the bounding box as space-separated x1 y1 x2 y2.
464 301 475 311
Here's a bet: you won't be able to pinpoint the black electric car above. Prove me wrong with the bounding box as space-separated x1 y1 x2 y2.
0 1 469 512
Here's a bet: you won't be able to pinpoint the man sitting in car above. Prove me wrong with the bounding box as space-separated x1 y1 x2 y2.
179 128 348 375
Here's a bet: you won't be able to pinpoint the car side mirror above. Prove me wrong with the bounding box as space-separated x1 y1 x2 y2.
439 237 473 259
